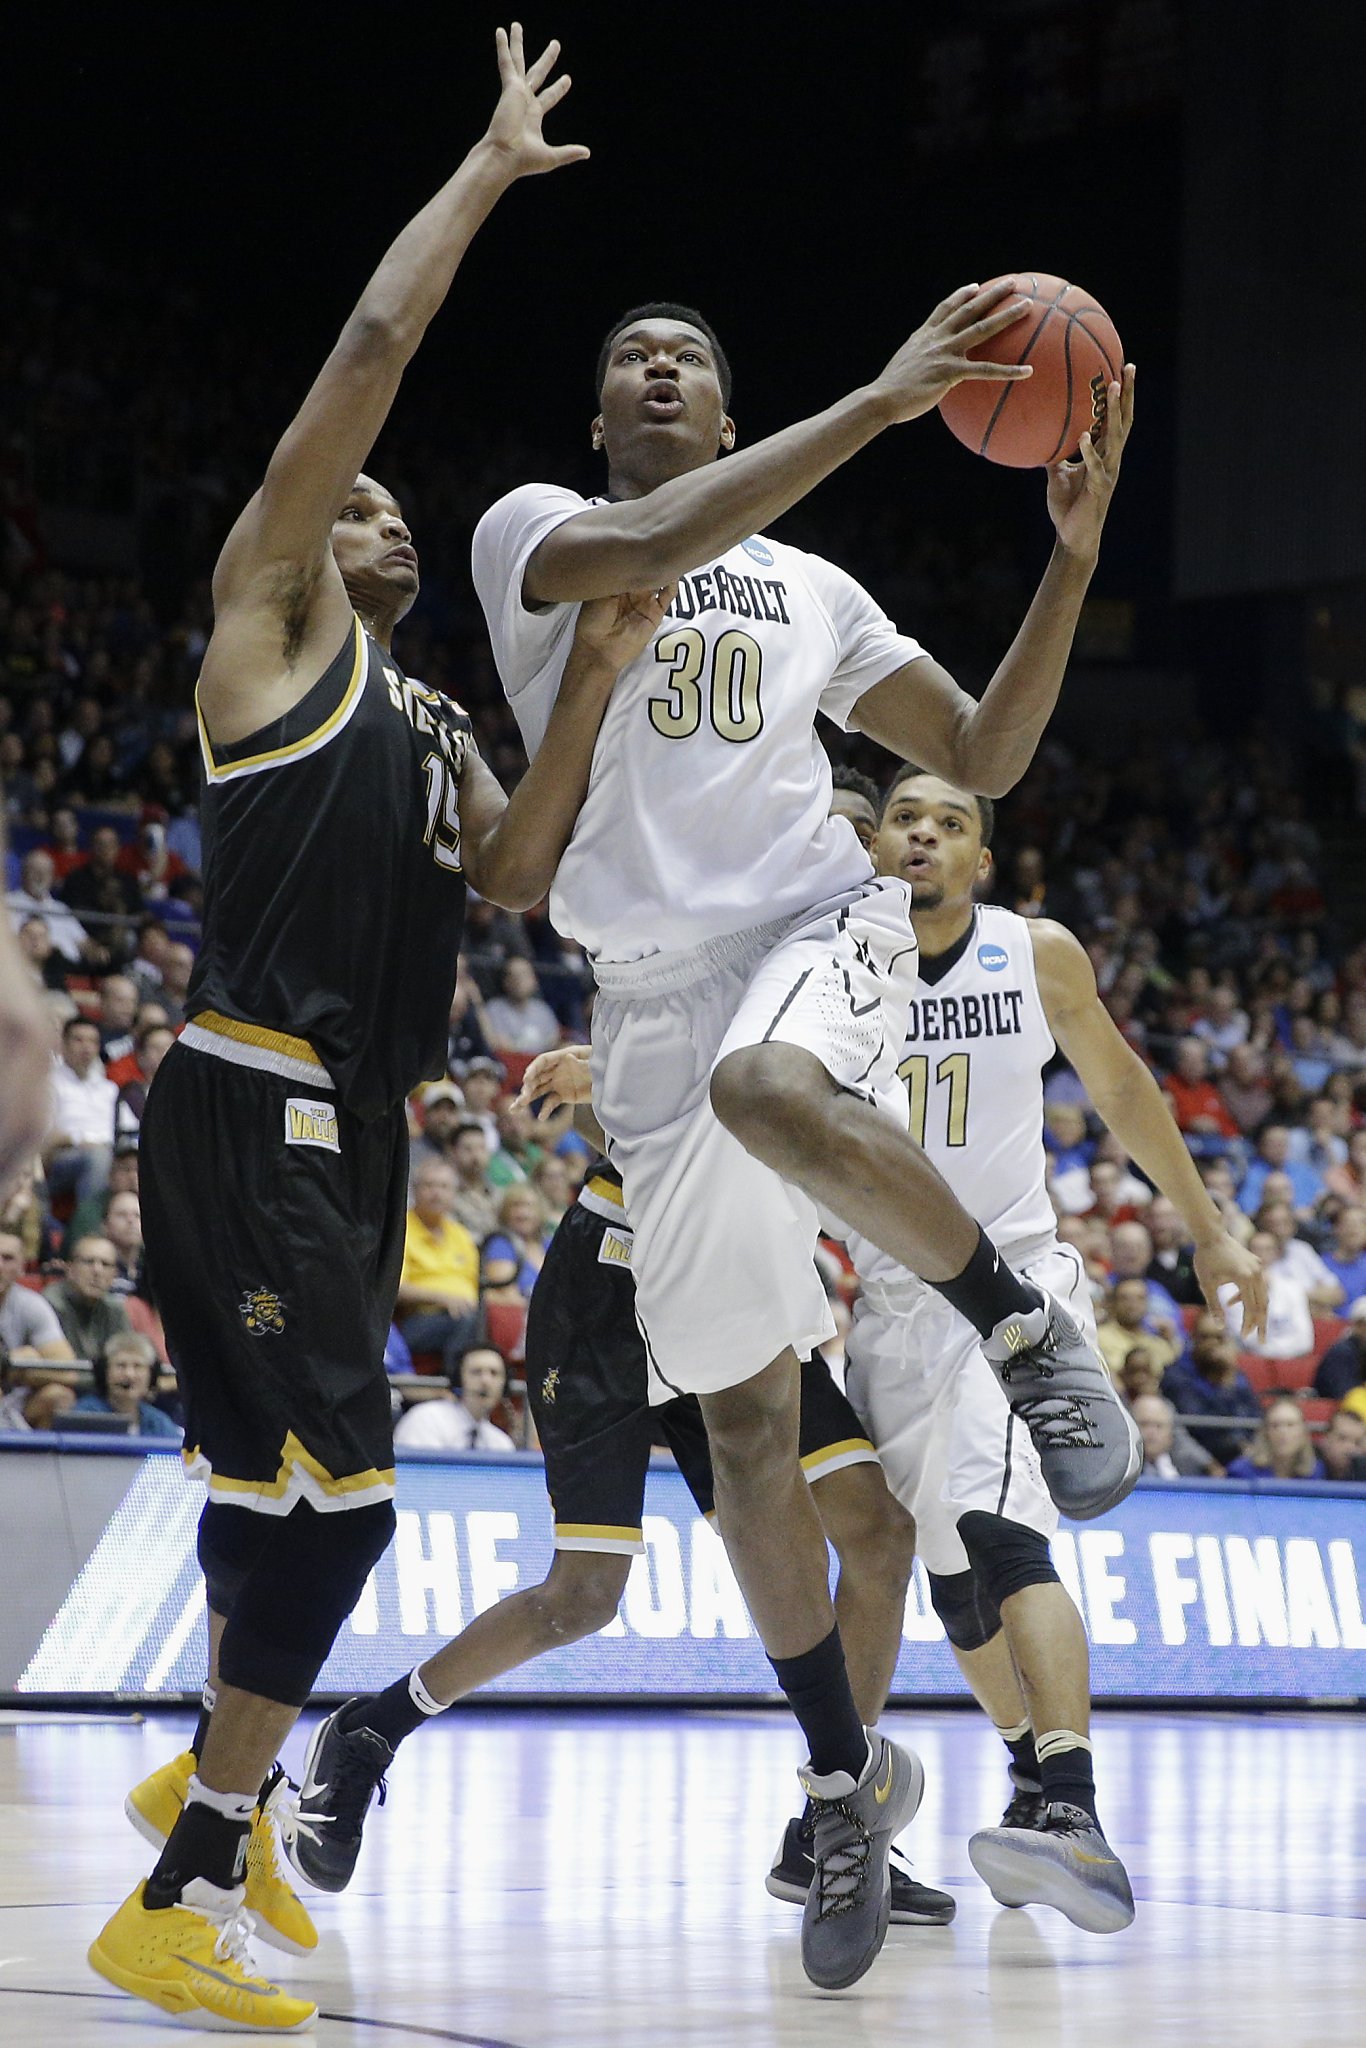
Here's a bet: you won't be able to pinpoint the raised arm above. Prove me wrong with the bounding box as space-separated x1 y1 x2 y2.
524 285 1035 603
851 365 1135 797
1030 918 1268 1337
459 584 675 911
201 26 586 739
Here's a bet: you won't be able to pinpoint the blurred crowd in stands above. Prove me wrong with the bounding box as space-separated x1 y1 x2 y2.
3 204 1366 1475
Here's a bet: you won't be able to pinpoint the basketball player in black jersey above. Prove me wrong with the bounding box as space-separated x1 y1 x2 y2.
90 29 673 2032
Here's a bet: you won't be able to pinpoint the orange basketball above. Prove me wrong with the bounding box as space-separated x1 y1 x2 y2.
938 273 1123 468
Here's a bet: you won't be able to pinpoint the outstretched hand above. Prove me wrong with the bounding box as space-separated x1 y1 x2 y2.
513 1044 592 1119
1045 363 1136 562
1194 1230 1269 1345
485 24 589 179
573 584 678 672
869 282 1035 426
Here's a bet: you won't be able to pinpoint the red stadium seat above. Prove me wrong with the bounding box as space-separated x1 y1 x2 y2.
1242 1354 1316 1396
1301 1398 1337 1427
496 1051 537 1098
1312 1316 1347 1358
1181 1305 1202 1334
484 1298 528 1365
409 1351 444 1377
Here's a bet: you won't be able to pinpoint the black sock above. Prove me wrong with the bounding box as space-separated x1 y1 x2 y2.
933 1228 1043 1340
1038 1736 1098 1822
145 1800 250 1907
339 1670 437 1751
1002 1725 1041 1790
770 1626 868 1781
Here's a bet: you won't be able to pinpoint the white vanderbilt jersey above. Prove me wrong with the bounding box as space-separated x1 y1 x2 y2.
470 483 929 963
849 904 1058 1292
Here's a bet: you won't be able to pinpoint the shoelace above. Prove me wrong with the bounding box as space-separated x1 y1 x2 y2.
812 1800 873 1921
256 1772 299 1874
195 1895 255 1974
1001 1790 1047 1829
1008 1390 1100 1449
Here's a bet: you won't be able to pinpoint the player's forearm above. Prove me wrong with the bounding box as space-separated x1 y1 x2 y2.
532 388 894 600
465 643 619 911
952 542 1096 797
1091 1067 1226 1247
348 142 514 360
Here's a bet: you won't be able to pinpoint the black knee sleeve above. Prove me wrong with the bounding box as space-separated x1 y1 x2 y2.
217 1499 396 1707
927 1567 1002 1652
956 1510 1059 1608
198 1500 273 1619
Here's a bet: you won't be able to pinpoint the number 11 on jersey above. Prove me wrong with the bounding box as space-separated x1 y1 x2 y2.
899 1051 970 1147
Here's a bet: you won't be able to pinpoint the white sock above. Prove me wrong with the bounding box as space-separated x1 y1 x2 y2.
184 1773 256 1825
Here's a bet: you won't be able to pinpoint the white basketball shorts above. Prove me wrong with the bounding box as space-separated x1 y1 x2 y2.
843 1240 1094 1576
591 878 918 1401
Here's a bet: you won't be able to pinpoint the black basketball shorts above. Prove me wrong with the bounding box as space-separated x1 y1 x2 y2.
141 1029 408 1515
527 1189 880 1555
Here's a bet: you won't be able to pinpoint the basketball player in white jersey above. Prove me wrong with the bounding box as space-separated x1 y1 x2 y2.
471 298 1139 1987
843 766 1267 1931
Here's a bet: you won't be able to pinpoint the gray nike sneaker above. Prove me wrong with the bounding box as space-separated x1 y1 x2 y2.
968 1800 1135 1933
982 1294 1142 1519
798 1734 925 1989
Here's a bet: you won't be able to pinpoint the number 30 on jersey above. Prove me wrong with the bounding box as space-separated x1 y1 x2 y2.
900 1051 971 1147
649 628 764 743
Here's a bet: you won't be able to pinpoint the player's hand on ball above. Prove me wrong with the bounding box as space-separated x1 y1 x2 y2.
1194 1229 1269 1344
870 283 1035 425
485 24 590 179
1045 362 1136 562
573 584 678 672
514 1044 593 1119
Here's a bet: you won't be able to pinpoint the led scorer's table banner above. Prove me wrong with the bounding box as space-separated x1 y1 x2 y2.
3 1442 1364 1703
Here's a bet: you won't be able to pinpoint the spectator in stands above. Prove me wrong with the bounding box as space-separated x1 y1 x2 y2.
392 1345 515 1452
1290 1095 1350 1175
446 961 492 1071
1239 1123 1324 1218
1096 1276 1180 1380
1119 1350 1217 1473
1225 1230 1315 1360
1110 1219 1185 1329
65 1142 139 1253
45 1015 116 1206
456 1055 505 1154
1143 1195 1204 1307
1315 1300 1366 1408
1325 1128 1366 1207
1161 1312 1264 1467
1054 1152 1139 1222
447 1119 499 1242
71 1330 180 1438
1320 1204 1366 1306
1317 1405 1366 1482
481 957 560 1057
0 1228 74 1362
1132 1393 1212 1477
44 1234 132 1359
488 1098 541 1189
1254 1199 1345 1310
1043 1101 1092 1177
531 1152 572 1228
410 1083 465 1178
43 805 84 881
60 824 143 961
0 1352 76 1432
7 848 92 964
102 1189 145 1296
1190 983 1248 1068
157 941 195 1026
129 916 174 1003
16 913 68 992
1162 1037 1239 1157
114 1023 174 1145
394 1160 481 1373
1218 1044 1273 1137
1225 1393 1325 1482
482 1186 551 1303
97 973 140 1063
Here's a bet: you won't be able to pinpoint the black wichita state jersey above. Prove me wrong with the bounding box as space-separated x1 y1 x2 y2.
188 616 473 1121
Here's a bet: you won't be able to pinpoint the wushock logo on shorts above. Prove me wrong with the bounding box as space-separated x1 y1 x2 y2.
239 1289 286 1337
285 1097 340 1152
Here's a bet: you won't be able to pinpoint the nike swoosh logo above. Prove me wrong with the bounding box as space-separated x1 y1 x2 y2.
173 1956 279 1995
873 1753 896 1805
1070 1847 1119 1867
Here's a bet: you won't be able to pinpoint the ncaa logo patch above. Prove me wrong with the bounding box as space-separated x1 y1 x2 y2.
285 1098 340 1152
741 536 774 566
977 944 1009 973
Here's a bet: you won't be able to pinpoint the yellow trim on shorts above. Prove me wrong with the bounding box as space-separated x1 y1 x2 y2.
584 1174 625 1209
191 1009 326 1070
197 616 366 781
800 1436 878 1480
554 1521 643 1554
183 1430 395 1507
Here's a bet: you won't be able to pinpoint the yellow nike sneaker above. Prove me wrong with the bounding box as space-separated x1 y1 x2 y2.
89 1877 317 2032
126 1756 318 1956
